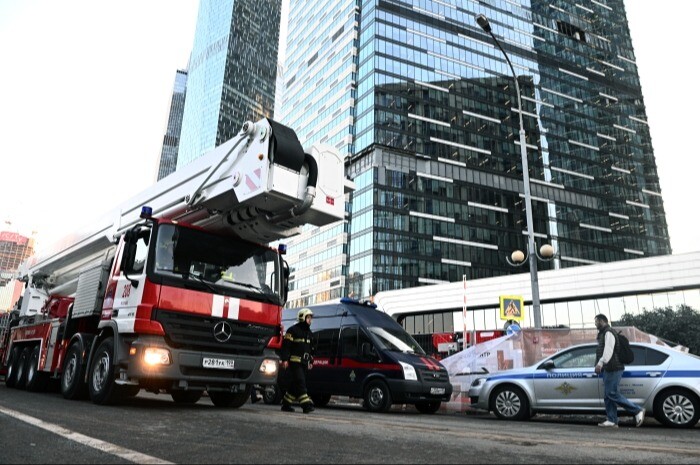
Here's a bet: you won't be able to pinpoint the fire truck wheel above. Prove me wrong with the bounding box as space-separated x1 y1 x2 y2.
26 345 48 392
14 347 31 390
171 390 204 404
89 337 121 405
4 345 21 388
61 342 89 400
363 379 392 413
209 386 251 408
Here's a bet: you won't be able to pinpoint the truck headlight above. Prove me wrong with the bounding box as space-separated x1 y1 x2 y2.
143 347 171 366
399 361 417 381
259 358 278 376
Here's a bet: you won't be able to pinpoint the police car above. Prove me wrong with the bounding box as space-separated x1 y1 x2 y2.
468 342 700 428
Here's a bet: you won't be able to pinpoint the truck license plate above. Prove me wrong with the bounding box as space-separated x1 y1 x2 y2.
430 387 445 395
203 357 235 370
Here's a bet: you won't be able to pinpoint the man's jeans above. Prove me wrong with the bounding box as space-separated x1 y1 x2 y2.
602 369 642 423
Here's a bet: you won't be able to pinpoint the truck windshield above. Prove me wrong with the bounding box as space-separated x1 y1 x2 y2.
368 326 426 355
152 224 281 304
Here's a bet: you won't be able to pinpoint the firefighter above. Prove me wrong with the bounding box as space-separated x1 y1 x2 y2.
280 308 315 413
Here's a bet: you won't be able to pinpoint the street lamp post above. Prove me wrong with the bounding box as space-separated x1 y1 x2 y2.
475 14 543 328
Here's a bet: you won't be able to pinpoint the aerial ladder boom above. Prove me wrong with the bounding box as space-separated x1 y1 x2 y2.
22 118 350 296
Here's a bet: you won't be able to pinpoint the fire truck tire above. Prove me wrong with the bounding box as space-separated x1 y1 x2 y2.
4 345 21 388
61 342 88 400
209 386 251 408
26 345 48 392
363 379 392 413
14 347 31 390
88 337 122 405
171 390 204 404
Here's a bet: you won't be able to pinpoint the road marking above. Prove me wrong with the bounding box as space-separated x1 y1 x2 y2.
0 406 173 464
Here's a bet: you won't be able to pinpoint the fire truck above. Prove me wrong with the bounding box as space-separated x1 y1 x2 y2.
0 118 351 407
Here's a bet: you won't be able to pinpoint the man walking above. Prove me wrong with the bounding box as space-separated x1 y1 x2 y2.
594 314 645 428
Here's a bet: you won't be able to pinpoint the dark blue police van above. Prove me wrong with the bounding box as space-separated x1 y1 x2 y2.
265 298 452 413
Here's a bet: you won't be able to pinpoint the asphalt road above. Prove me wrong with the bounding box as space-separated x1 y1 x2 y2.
0 385 698 464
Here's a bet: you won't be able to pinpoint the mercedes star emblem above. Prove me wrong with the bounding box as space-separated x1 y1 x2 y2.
213 321 232 343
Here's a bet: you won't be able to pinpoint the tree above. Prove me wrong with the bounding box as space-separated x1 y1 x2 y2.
615 305 700 355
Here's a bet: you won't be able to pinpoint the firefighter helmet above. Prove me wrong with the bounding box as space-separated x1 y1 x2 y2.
297 308 313 322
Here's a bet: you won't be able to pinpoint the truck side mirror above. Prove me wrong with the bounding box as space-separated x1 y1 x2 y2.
119 230 140 288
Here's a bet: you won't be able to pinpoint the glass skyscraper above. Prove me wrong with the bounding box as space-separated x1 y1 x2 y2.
282 0 669 303
156 69 187 181
279 0 360 308
177 0 281 168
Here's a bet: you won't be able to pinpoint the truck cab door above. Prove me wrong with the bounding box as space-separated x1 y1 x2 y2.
112 227 150 333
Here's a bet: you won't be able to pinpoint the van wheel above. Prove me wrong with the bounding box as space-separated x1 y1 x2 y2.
61 342 88 400
88 337 121 405
415 401 441 414
15 347 31 390
171 390 204 404
5 346 21 388
26 345 48 392
311 394 331 408
263 384 284 405
364 380 392 413
209 386 251 408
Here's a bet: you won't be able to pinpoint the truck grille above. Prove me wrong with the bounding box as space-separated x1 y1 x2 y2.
153 309 276 356
418 368 449 383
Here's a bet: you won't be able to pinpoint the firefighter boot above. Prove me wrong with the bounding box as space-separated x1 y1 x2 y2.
281 403 295 412
302 403 315 414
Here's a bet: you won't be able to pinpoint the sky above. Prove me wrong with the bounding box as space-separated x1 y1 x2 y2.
0 0 697 256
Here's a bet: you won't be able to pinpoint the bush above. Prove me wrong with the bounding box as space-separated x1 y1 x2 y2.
615 305 700 355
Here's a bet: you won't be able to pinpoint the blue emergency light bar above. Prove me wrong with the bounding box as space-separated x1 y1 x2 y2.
140 206 153 219
278 244 287 255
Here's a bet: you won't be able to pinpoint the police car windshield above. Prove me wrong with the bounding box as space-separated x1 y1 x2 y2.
368 327 425 355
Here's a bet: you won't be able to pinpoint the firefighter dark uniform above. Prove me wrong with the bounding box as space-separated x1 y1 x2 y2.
280 308 315 413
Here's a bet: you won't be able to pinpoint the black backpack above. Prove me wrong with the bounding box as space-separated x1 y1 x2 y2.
615 331 634 364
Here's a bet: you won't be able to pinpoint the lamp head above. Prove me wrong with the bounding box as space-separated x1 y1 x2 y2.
476 14 491 32
511 250 525 264
539 244 555 259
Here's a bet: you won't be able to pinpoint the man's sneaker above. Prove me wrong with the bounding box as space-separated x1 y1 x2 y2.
635 409 645 427
302 404 315 414
281 404 295 412
598 421 618 428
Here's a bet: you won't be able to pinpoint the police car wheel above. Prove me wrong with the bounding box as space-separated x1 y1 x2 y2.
490 385 530 421
364 380 392 413
653 389 700 428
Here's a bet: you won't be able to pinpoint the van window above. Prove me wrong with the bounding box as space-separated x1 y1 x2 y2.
340 326 359 357
313 328 338 357
368 326 425 355
340 326 375 358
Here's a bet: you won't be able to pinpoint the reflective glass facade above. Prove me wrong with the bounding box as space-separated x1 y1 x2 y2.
279 0 360 307
156 69 187 181
348 0 669 299
177 0 281 168
283 0 670 304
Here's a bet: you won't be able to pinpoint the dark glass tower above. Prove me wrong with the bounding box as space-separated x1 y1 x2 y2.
284 0 670 301
156 69 187 180
177 0 281 168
